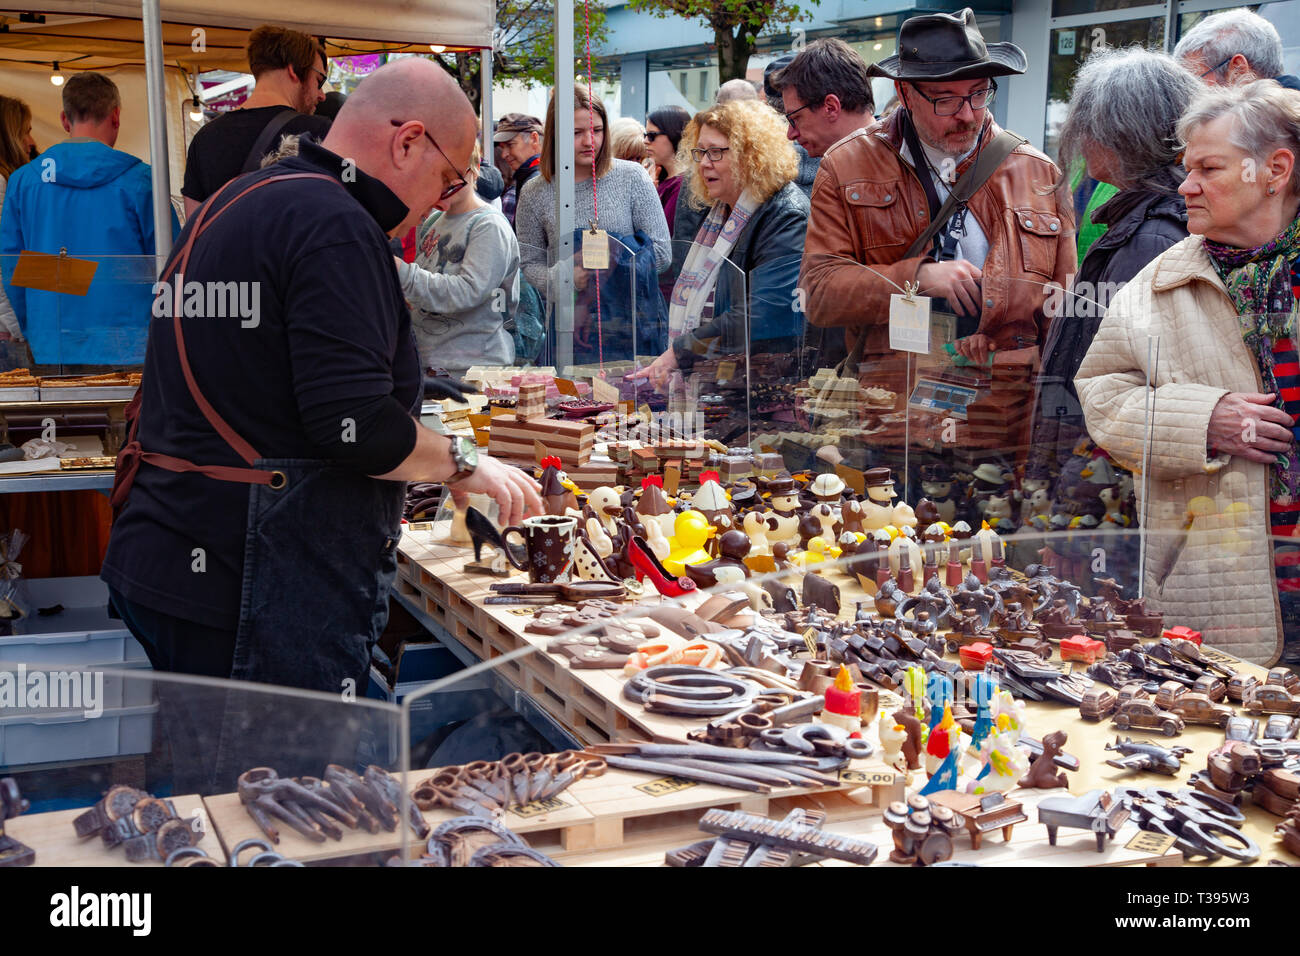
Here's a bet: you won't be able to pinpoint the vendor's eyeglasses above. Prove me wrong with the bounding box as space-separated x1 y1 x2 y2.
909 80 997 116
690 146 730 163
390 119 470 200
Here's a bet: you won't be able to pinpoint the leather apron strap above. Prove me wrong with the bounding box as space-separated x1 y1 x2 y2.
111 172 341 508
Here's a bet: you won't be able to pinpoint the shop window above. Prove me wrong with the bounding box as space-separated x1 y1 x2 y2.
1052 0 1158 15
1043 17 1165 159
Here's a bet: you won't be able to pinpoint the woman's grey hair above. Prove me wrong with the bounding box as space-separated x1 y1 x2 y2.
1178 80 1300 197
1057 46 1201 194
1173 8 1284 82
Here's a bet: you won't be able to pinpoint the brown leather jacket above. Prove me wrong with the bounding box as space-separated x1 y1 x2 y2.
800 111 1076 358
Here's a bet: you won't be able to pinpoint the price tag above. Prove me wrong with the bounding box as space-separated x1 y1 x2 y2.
889 289 932 354
620 400 635 417
555 377 581 398
663 463 681 496
802 627 819 657
635 776 698 797
581 228 610 270
591 376 620 404
407 521 434 533
835 463 866 495
838 770 896 786
508 796 570 818
1125 830 1177 855
533 440 552 465
490 404 511 417
715 360 737 383
638 403 653 422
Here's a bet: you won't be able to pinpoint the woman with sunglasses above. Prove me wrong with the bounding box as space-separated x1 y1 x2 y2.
633 100 809 411
644 106 691 234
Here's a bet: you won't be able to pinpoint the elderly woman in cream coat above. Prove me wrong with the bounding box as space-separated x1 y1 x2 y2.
1076 81 1300 665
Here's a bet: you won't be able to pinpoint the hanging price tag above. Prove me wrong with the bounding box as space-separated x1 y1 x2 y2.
582 228 610 270
802 627 819 657
555 377 581 397
889 282 931 354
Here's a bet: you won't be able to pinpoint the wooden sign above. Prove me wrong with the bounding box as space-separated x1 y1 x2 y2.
663 462 681 496
9 249 97 296
591 376 620 404
555 377 581 397
836 463 866 495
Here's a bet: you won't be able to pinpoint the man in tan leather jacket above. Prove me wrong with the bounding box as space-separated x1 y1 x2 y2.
801 9 1075 381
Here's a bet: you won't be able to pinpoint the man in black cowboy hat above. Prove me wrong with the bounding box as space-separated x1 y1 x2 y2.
800 9 1074 401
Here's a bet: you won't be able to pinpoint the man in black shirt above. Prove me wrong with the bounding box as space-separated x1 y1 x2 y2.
181 24 331 218
104 57 542 785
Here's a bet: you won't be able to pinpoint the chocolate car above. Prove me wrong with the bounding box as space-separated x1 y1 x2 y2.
1226 672 1260 703
1111 699 1184 737
1154 680 1189 711
1079 686 1119 721
1191 673 1227 702
1169 692 1233 728
1266 667 1300 694
1243 684 1300 717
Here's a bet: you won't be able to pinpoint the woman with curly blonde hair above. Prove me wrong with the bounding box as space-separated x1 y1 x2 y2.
635 99 809 389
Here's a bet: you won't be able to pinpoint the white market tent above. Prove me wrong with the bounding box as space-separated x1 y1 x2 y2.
2 2 583 361
0 2 496 256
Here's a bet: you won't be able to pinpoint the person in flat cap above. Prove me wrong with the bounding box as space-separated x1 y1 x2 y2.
800 7 1075 455
494 113 543 227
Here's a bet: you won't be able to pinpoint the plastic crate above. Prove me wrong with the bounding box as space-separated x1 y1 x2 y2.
0 576 147 668
0 659 153 717
0 702 159 767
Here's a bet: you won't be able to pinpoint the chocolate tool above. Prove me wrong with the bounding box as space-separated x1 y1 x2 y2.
486 580 626 604
0 778 34 867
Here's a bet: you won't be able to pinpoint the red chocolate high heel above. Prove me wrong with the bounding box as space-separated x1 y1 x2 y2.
627 535 697 598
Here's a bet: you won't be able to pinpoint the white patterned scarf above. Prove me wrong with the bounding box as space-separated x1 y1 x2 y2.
668 189 760 337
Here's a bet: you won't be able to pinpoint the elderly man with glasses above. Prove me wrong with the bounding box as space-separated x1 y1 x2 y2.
800 8 1075 456
1174 8 1300 90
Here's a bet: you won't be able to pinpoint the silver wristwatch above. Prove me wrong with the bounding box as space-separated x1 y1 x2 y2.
446 435 479 483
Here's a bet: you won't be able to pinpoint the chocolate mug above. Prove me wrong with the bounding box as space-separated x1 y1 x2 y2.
502 515 578 583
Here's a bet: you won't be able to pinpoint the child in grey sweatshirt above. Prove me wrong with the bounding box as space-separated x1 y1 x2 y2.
396 162 520 378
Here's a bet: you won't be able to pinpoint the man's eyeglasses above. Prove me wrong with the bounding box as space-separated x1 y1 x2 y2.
782 102 814 129
1199 54 1236 79
909 80 997 117
689 146 730 163
308 65 327 89
390 119 470 200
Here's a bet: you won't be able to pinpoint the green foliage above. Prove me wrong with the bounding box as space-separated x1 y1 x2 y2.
626 0 817 81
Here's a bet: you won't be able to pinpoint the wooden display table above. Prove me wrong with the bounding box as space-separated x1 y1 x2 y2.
394 525 1299 867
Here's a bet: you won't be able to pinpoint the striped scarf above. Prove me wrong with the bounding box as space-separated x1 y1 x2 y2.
668 190 759 338
1204 213 1300 499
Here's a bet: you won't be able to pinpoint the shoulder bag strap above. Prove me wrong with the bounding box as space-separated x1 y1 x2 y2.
240 108 298 175
903 128 1026 259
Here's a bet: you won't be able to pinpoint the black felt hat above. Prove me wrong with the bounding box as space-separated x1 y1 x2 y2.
868 7 1026 82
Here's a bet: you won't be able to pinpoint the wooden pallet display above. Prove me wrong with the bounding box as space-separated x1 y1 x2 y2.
201 770 597 865
550 787 1182 867
5 795 222 867
546 760 902 855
